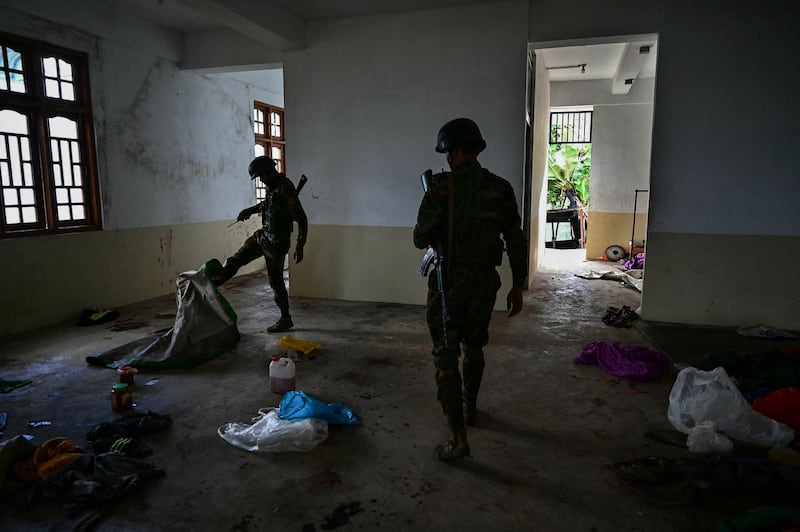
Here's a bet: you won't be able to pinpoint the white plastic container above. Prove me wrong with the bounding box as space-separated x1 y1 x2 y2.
269 356 296 394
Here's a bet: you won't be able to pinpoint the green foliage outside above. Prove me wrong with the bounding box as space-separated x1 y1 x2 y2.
547 142 591 209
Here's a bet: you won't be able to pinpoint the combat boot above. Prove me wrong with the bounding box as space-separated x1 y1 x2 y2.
208 257 241 287
435 430 470 462
267 315 294 333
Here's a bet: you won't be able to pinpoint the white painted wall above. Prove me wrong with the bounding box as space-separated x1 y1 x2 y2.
550 78 654 213
530 0 800 329
283 1 529 308
530 50 551 273
590 105 653 214
284 1 529 228
0 4 281 335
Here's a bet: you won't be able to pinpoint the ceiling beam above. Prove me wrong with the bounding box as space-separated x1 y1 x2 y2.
174 0 305 50
180 28 285 71
611 40 655 94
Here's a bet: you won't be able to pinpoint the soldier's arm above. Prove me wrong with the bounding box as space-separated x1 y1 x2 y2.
237 202 263 221
286 188 308 248
501 182 528 288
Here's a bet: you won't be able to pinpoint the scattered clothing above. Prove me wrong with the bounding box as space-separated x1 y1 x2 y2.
19 451 165 532
87 411 172 458
13 437 85 482
575 341 671 381
602 305 637 327
623 252 645 270
695 350 800 394
753 387 800 436
615 455 800 507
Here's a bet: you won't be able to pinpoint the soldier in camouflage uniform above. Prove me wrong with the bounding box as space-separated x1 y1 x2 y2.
211 156 308 333
413 118 528 461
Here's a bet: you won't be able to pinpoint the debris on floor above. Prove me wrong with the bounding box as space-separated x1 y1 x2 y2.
737 325 798 339
602 305 638 327
279 334 323 357
76 308 120 326
576 268 643 292
0 378 33 394
575 340 671 382
218 407 328 453
85 263 239 370
279 391 361 425
2 411 172 530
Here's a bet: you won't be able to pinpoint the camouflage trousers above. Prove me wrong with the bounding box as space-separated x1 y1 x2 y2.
222 229 291 313
426 266 501 432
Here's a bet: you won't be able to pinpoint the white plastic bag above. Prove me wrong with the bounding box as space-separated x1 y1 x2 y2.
218 408 328 452
667 367 795 448
686 421 734 454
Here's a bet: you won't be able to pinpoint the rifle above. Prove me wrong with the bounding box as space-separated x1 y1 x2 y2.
418 169 449 348
227 174 309 227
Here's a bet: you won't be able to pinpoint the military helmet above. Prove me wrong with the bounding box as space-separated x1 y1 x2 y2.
248 156 277 179
435 118 486 154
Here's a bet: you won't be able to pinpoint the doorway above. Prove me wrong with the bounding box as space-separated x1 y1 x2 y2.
525 35 658 276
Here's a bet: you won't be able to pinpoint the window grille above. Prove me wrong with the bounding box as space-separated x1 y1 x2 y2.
549 111 592 144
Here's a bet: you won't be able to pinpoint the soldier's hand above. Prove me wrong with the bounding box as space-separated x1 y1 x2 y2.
293 245 304 264
237 209 251 222
507 286 523 317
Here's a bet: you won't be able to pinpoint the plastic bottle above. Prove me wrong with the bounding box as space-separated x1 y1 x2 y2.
269 356 296 394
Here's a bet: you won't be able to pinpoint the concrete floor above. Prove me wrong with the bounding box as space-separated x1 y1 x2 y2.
1 249 730 531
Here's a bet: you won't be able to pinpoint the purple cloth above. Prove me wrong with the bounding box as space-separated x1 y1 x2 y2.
623 252 645 270
575 341 670 381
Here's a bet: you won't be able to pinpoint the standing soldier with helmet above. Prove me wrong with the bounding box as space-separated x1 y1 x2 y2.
210 156 308 333
413 118 528 461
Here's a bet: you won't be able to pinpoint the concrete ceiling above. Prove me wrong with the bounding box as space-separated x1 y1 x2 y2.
4 0 657 88
537 39 658 94
118 0 514 34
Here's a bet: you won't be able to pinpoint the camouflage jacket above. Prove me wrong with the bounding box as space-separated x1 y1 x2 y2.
249 173 308 246
413 160 527 287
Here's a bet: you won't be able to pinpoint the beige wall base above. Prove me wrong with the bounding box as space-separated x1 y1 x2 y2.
641 232 800 331
0 220 263 338
584 211 649 260
290 224 515 310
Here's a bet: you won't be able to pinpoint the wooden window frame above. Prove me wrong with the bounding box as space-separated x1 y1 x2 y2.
253 101 285 200
0 31 100 238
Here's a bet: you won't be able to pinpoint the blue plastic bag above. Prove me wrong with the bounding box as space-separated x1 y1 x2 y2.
279 391 361 425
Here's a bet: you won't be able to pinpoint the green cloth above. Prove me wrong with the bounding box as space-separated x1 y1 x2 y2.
0 378 32 393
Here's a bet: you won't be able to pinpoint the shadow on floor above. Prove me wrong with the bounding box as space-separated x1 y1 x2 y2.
635 321 800 367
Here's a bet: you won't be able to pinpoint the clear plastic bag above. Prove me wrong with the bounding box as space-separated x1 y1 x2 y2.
686 421 734 454
667 367 795 448
217 408 328 452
